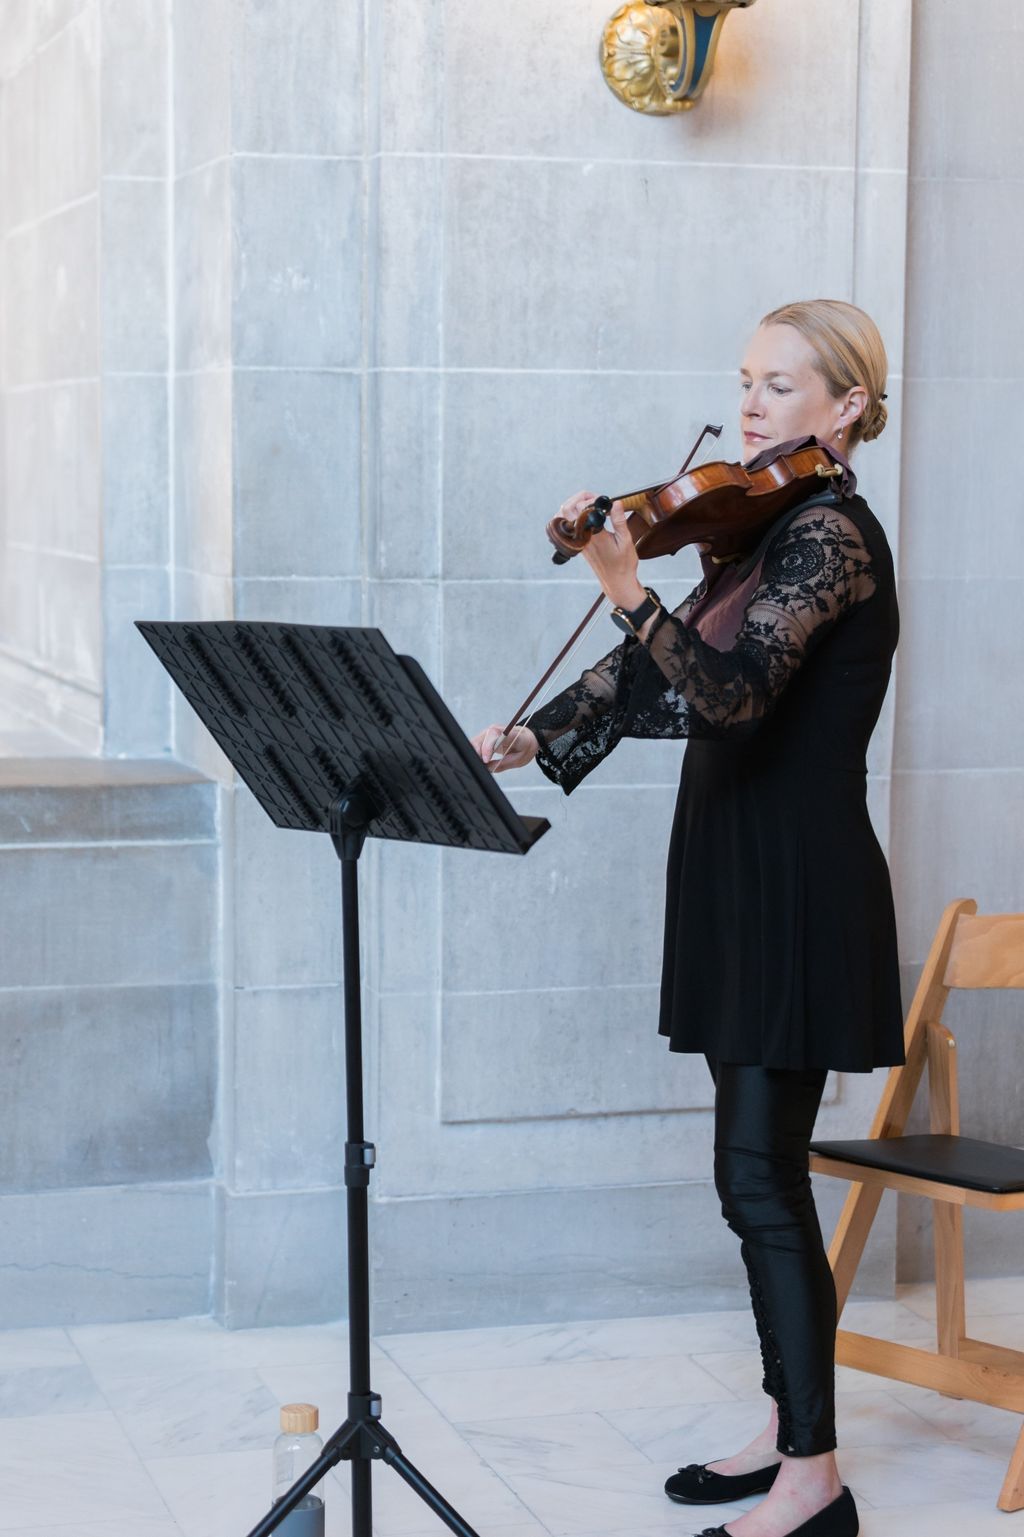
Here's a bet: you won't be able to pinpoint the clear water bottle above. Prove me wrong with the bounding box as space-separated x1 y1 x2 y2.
273 1403 325 1536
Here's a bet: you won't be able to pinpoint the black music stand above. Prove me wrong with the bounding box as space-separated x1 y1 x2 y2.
136 620 549 1537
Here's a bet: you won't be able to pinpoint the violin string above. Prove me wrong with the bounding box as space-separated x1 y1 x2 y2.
493 426 722 769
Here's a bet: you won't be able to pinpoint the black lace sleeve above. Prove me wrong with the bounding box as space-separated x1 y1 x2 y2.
531 506 876 793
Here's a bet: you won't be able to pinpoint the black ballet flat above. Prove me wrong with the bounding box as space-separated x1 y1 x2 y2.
665 1459 781 1504
693 1484 858 1537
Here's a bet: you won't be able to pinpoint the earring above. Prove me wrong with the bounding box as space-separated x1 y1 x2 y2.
837 428 844 438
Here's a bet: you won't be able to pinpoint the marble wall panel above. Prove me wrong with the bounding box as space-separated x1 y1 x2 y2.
230 785 342 989
372 0 442 154
0 650 101 750
367 578 441 684
39 381 101 559
439 983 696 1123
850 173 909 428
371 154 443 368
0 2 34 79
910 0 1024 182
172 0 230 177
232 0 363 157
855 0 913 174
439 369 729 583
103 375 170 567
894 579 1024 771
174 158 231 372
232 157 361 369
2 384 78 556
904 175 1024 381
32 196 100 384
102 564 171 754
0 48 38 230
443 159 853 372
363 837 442 998
899 379 1024 581
2 388 41 547
0 982 216 1189
173 368 232 579
0 546 40 660
35 4 98 212
232 369 362 578
0 840 218 988
366 371 442 581
101 178 168 372
0 1181 212 1326
229 984 346 1193
100 0 167 176
169 569 235 779
376 990 709 1200
441 783 675 993
442 0 859 168
214 1185 346 1327
890 769 1024 964
0 225 38 385
4 3 97 74
234 576 361 626
36 550 102 687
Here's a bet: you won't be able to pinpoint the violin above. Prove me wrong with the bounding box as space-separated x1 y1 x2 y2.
546 429 845 566
503 430 847 739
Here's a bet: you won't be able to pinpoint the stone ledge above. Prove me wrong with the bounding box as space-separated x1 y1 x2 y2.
0 756 208 789
0 757 217 844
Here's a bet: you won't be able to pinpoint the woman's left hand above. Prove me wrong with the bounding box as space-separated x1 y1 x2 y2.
558 491 646 611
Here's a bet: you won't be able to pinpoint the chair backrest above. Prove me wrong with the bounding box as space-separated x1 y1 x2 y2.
867 900 1024 1141
944 914 1024 990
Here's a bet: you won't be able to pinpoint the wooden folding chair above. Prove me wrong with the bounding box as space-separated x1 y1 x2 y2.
809 898 1024 1511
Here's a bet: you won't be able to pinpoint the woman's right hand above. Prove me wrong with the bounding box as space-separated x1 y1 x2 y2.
470 723 539 773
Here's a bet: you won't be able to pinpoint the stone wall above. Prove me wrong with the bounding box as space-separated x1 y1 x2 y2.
0 0 1019 1330
0 758 217 1324
893 0 1024 1281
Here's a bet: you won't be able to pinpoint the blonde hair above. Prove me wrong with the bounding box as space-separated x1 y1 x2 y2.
760 299 888 448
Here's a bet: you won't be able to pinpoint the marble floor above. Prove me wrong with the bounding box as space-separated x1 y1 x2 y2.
1 1280 1023 1536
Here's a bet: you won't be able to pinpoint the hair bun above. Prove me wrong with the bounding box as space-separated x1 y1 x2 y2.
861 397 888 443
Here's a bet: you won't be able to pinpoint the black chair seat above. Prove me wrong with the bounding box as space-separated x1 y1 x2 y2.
809 1133 1024 1194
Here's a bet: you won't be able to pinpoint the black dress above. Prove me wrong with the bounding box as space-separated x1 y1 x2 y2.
529 489 905 1072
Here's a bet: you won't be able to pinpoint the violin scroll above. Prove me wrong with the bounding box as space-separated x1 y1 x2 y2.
548 496 613 565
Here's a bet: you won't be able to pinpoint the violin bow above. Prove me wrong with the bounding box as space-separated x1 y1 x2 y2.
500 423 723 741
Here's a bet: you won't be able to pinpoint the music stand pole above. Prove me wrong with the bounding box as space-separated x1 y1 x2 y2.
246 787 479 1537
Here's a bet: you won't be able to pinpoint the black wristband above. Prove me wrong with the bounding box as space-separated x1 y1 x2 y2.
610 587 662 636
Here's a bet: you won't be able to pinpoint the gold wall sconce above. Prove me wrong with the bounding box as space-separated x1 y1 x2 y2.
601 0 756 115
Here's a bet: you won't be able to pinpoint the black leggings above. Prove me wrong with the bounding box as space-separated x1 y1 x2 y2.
708 1059 836 1458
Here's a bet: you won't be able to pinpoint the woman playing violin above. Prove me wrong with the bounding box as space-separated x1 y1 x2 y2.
471 300 903 1537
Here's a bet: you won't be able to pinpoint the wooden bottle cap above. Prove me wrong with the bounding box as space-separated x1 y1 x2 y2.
280 1402 319 1434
